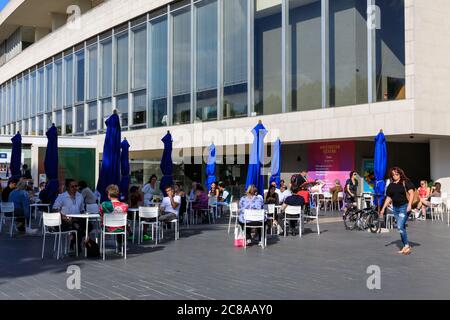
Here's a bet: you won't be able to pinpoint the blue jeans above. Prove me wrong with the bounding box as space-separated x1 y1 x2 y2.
393 204 409 246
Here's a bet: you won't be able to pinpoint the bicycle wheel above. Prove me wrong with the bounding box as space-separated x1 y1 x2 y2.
367 213 380 233
343 212 358 230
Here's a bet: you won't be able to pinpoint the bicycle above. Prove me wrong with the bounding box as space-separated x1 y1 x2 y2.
343 204 381 233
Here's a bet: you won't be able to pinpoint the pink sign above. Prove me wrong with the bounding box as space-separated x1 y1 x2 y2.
307 141 355 192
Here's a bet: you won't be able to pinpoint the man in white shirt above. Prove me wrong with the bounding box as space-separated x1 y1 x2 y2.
279 185 292 204
53 179 86 252
159 186 181 223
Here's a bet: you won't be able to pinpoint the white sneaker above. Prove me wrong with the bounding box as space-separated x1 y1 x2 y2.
26 227 39 235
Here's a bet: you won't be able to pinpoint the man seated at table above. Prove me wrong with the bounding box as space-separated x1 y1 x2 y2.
216 181 232 216
8 181 38 234
52 179 86 252
2 178 18 202
276 186 305 236
159 186 181 225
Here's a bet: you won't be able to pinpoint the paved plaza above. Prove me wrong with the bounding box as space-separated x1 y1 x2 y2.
1 215 450 300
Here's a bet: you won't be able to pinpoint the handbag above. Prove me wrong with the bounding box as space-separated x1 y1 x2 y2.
233 226 245 248
403 182 420 209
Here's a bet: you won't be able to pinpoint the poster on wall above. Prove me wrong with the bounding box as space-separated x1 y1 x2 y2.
363 159 375 193
307 141 355 191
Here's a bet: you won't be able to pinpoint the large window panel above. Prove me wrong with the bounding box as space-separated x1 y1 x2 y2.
46 113 53 129
64 55 74 107
38 67 45 113
101 98 112 131
38 115 43 136
196 0 218 122
87 45 98 100
150 16 168 128
101 39 113 97
24 75 29 119
132 90 146 128
17 78 22 121
254 0 282 116
172 7 191 125
45 63 53 112
132 26 147 90
288 0 321 112
75 105 84 134
55 110 62 135
11 81 16 123
75 50 85 103
375 0 405 102
30 71 37 116
116 94 129 128
55 59 63 110
65 108 73 135
223 0 248 119
88 101 98 132
328 0 368 107
115 32 129 94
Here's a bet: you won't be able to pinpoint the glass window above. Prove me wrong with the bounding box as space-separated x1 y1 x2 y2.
46 63 53 112
55 59 63 110
116 94 129 128
196 0 218 122
101 39 113 97
328 0 368 107
75 50 85 103
172 7 191 125
101 98 112 131
132 26 147 90
132 90 146 127
22 119 28 135
65 108 73 135
64 55 74 107
38 67 45 113
375 0 405 102
46 113 53 130
288 0 321 112
31 118 36 136
88 101 98 132
55 110 62 135
11 81 16 123
254 0 282 115
30 71 37 116
223 0 248 119
24 75 29 119
115 32 129 94
38 115 43 136
150 15 168 128
75 105 84 134
87 45 98 100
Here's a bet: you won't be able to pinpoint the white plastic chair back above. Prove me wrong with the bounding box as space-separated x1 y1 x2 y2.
139 206 159 219
337 192 344 199
285 206 302 216
43 212 62 227
104 213 127 228
86 204 100 214
1 202 14 213
323 192 332 199
431 197 442 206
230 202 238 213
244 209 265 222
267 204 275 214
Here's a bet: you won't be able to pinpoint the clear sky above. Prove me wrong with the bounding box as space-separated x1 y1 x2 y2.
0 0 9 12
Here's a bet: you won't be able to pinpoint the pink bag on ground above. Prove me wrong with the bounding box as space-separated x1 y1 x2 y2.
234 226 245 247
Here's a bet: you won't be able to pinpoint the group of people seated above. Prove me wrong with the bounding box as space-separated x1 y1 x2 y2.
188 181 232 223
415 181 442 220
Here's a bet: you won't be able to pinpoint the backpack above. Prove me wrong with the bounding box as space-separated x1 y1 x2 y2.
85 239 100 258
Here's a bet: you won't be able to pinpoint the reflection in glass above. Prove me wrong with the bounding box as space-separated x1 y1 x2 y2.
375 0 405 102
288 0 321 112
115 32 129 94
55 110 62 135
223 0 248 119
116 94 129 128
101 39 113 97
150 16 168 128
46 113 52 129
65 108 73 135
254 0 282 115
38 115 43 136
172 7 191 125
101 98 112 131
55 60 63 110
45 64 53 112
38 67 44 113
64 55 74 107
30 71 37 116
24 75 30 118
132 90 146 127
75 50 85 103
328 0 368 107
132 26 147 90
88 102 98 132
196 0 217 122
75 105 84 134
87 45 98 100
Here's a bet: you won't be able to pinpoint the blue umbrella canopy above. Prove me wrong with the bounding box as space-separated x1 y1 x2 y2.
160 131 174 196
119 138 130 201
43 124 59 205
10 132 22 179
206 143 217 192
269 138 281 188
96 112 122 202
245 121 268 196
374 130 387 207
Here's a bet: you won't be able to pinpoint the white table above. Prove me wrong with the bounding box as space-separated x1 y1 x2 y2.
65 213 101 257
30 203 51 229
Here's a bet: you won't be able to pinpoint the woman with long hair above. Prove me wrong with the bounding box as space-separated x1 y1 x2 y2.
380 167 415 255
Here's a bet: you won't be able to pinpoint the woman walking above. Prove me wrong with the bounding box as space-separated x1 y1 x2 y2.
380 167 415 255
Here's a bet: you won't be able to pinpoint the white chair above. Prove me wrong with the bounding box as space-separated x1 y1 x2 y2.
227 202 239 234
86 203 102 243
336 192 344 211
386 213 396 230
138 206 159 245
303 202 320 235
284 206 303 238
430 197 443 221
243 209 266 248
363 193 374 208
320 192 332 212
266 204 276 235
0 202 16 237
101 213 127 260
160 215 179 241
42 212 78 260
